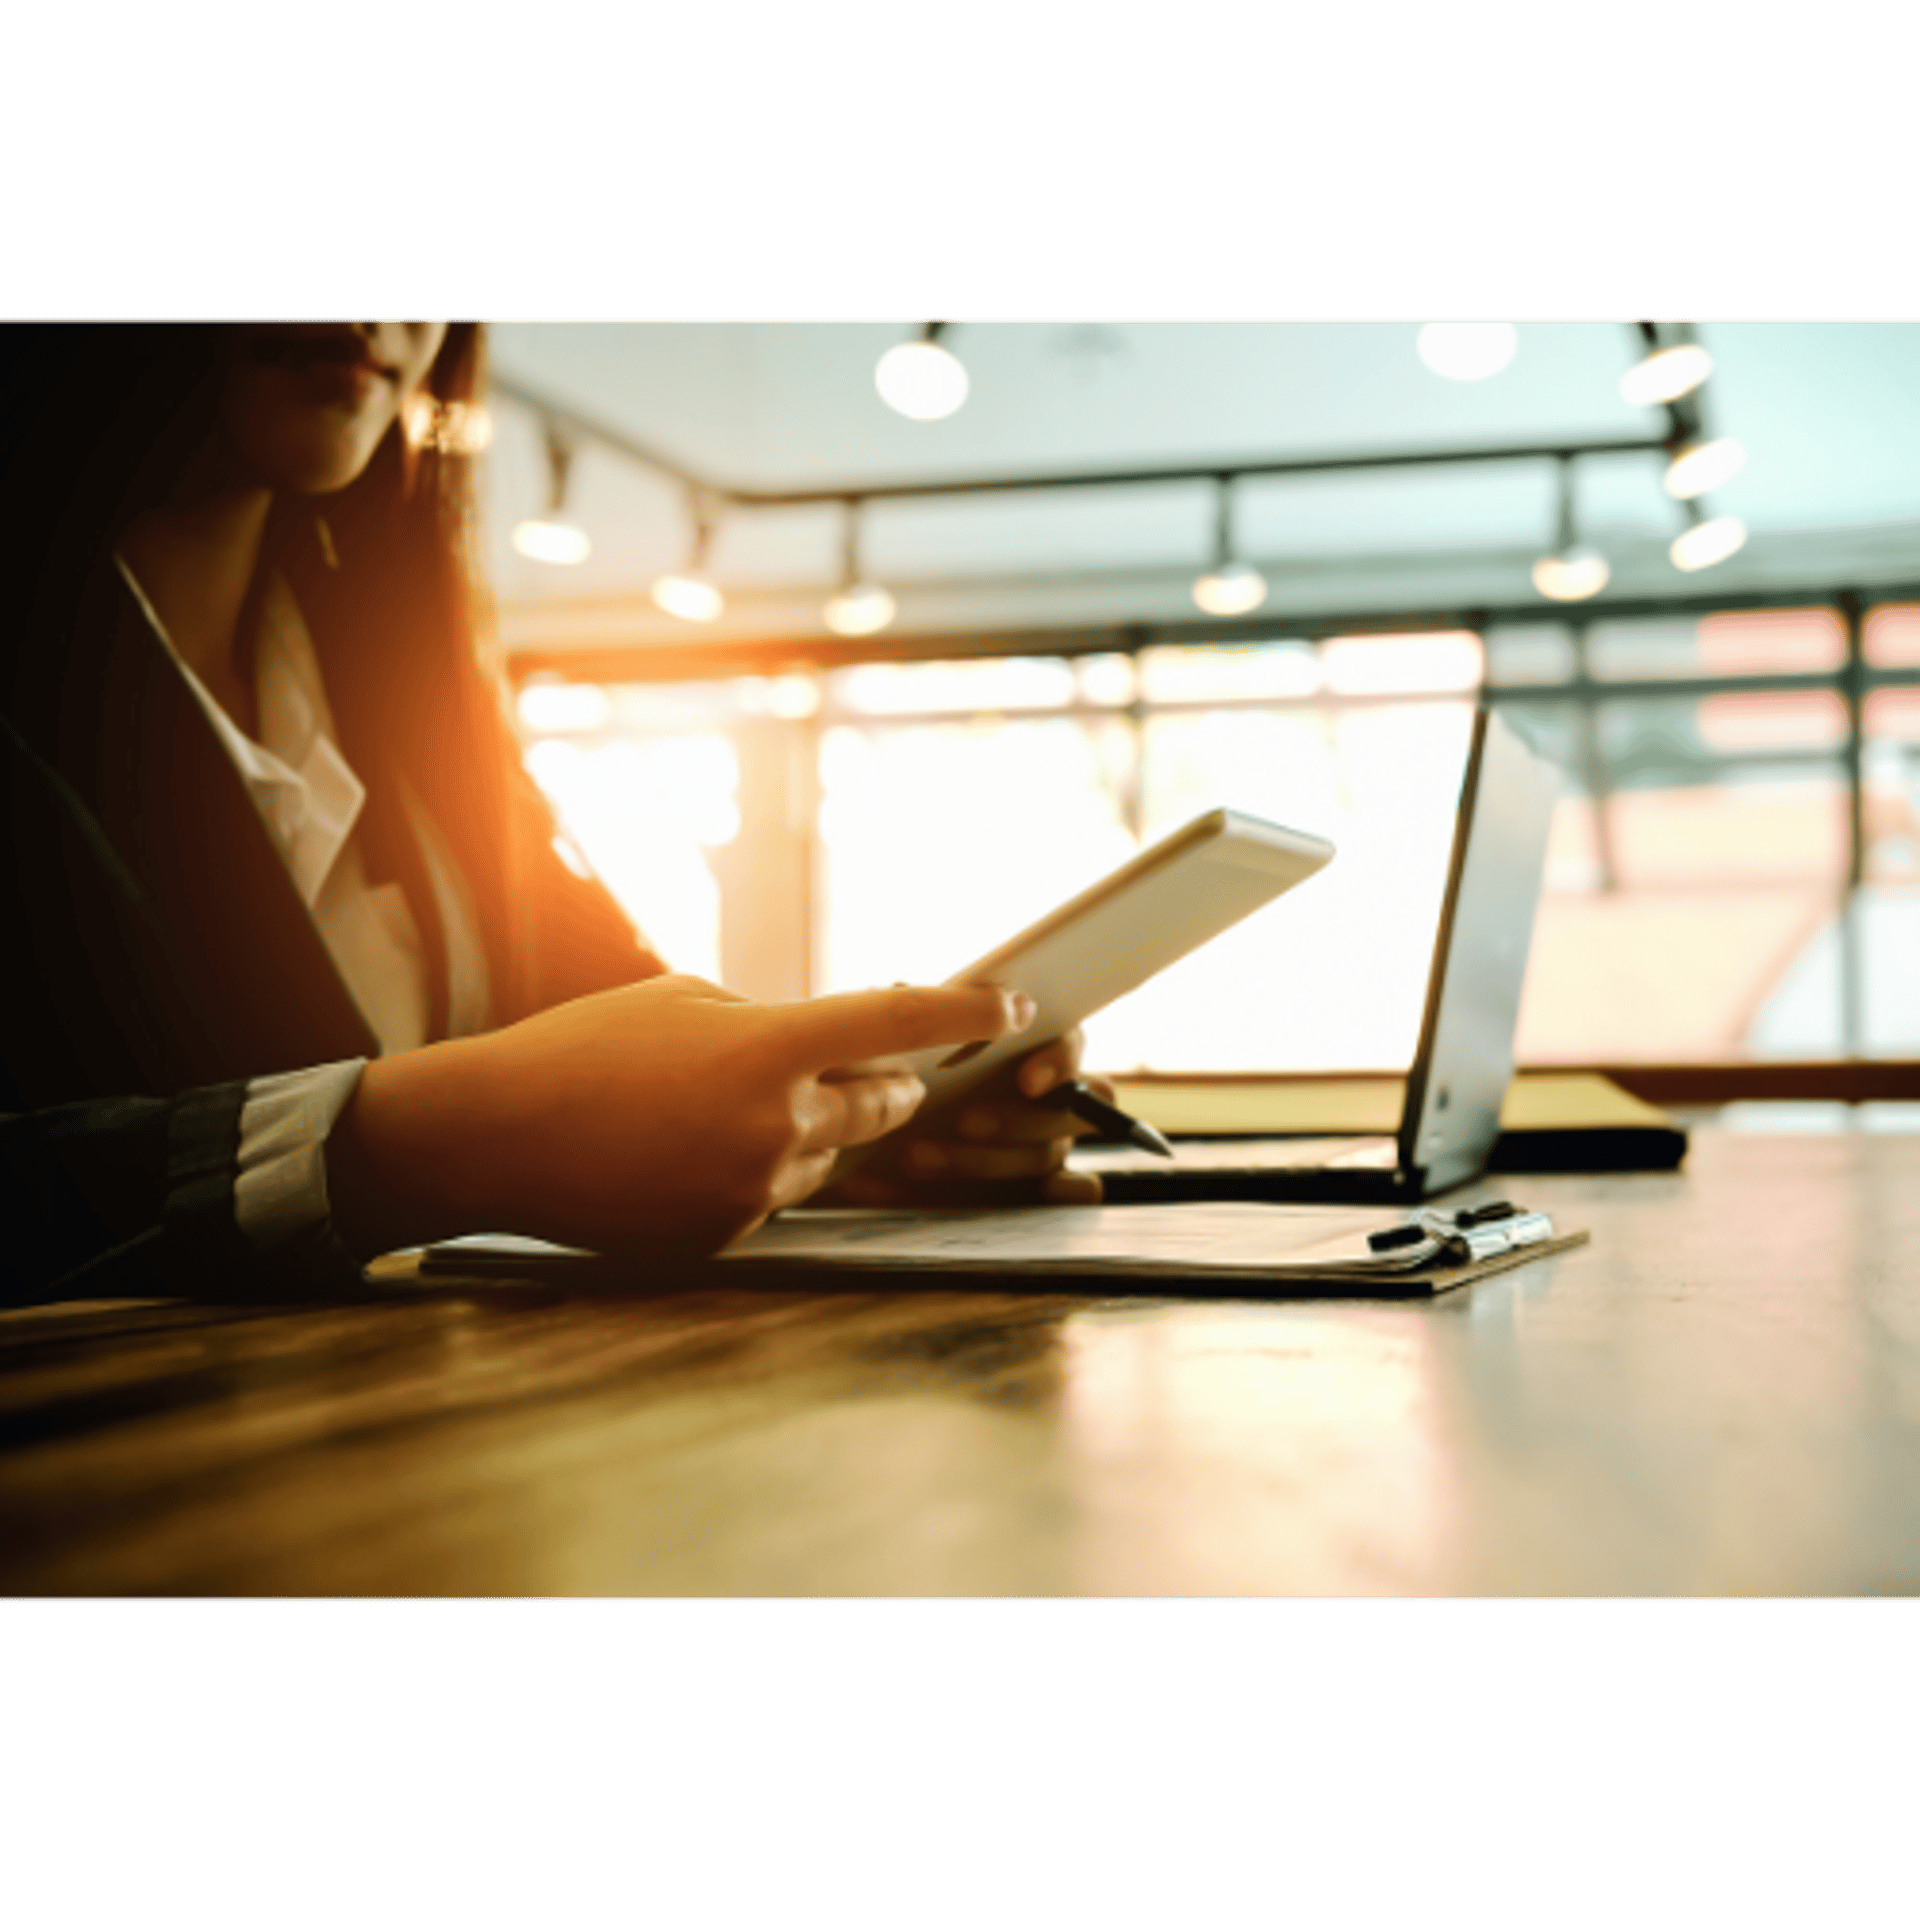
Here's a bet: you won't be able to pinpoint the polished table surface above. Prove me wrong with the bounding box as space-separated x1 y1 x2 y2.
6 1126 1920 1595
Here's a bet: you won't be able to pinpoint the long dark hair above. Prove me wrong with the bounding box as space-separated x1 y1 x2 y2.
2 323 549 1031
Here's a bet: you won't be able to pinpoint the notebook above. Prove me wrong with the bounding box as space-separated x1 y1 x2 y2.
1100 1071 1690 1175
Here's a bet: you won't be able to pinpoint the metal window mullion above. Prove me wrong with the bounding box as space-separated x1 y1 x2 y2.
1839 592 1867 1058
1120 627 1148 847
1567 619 1619 893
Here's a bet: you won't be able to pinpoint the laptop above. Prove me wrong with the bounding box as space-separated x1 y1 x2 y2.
1071 704 1560 1205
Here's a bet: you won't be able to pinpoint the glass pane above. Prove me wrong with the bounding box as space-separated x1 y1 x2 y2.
1862 691 1920 1054
1595 694 1843 796
1074 653 1138 707
815 714 1135 993
522 732 735 980
1587 609 1842 683
735 673 823 720
1696 690 1848 754
1515 731 1850 1063
606 680 746 731
1696 608 1845 674
1107 700 1476 1072
1137 641 1320 704
512 677 754 983
1320 631 1482 696
1586 618 1702 682
1865 603 1920 668
1606 772 1847 887
1491 700 1586 792
1486 625 1575 687
831 656 1076 716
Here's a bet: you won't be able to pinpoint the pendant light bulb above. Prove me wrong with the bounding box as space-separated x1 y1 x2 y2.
513 426 591 565
1192 562 1269 617
823 499 896 635
1621 342 1713 408
1192 477 1267 616
650 573 724 622
1664 436 1747 500
650 493 725 622
1670 515 1748 573
824 582 897 636
1531 549 1611 602
876 325 969 421
1416 323 1518 382
1531 454 1609 603
512 518 591 566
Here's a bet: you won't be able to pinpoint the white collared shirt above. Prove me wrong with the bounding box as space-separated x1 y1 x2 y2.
118 556 490 1253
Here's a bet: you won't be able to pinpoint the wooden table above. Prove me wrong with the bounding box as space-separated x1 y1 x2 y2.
6 1127 1920 1596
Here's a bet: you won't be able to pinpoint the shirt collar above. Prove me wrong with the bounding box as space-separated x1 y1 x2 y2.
115 554 366 908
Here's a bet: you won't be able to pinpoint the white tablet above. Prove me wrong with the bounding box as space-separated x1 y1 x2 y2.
850 807 1335 1119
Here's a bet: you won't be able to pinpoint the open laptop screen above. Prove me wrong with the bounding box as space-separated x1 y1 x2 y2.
1397 705 1560 1191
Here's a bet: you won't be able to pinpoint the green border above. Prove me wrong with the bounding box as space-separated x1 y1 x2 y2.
15 8 1920 314
0 1597 1912 1912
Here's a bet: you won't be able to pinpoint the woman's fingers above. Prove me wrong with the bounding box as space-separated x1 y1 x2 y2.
778 983 1036 1073
650 971 752 1007
1040 1167 1104 1206
800 1071 927 1152
902 1135 1073 1182
767 1146 843 1216
1016 1029 1086 1099
952 1100 1088 1146
814 1166 907 1209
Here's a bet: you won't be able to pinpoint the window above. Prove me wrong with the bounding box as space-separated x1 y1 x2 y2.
511 599 1920 1071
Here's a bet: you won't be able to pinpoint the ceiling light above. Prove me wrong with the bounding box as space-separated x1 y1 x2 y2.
1622 342 1713 408
1416 323 1518 382
823 499 896 635
1664 435 1747 500
1531 454 1609 603
650 573 724 622
824 583 897 636
651 492 724 622
1532 551 1612 602
511 518 590 566
875 323 969 421
1192 563 1269 617
512 428 590 566
1192 477 1268 617
1670 513 1748 573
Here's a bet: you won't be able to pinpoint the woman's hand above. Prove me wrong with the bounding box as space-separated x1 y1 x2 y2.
824 1027 1112 1208
328 974 1038 1259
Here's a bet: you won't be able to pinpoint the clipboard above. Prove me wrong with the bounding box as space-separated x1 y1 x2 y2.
406 1201 1587 1300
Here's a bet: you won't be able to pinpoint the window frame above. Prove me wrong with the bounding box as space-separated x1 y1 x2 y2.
508 580 1920 1099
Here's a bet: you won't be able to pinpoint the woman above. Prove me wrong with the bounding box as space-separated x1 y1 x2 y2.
1 323 1096 1307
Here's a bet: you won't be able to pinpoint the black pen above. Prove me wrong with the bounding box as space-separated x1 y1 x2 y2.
1039 1077 1177 1159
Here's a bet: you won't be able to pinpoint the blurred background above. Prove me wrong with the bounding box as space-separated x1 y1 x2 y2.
458 322 1920 1078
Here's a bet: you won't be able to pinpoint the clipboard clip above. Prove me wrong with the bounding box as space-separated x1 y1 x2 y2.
1367 1201 1555 1263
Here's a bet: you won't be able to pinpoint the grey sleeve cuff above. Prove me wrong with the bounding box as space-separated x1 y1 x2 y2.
234 1058 370 1251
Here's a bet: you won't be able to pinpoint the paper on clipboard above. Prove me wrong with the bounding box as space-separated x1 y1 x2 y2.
416 1202 1587 1298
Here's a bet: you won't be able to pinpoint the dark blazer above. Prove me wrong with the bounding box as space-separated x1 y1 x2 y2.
2 562 663 1306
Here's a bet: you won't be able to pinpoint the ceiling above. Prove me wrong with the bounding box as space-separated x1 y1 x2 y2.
482 323 1920 653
